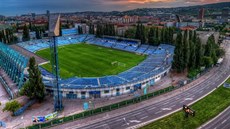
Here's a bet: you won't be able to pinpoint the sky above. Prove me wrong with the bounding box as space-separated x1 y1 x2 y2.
0 0 229 16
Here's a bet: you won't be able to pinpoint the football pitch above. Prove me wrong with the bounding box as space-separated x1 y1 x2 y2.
36 43 146 78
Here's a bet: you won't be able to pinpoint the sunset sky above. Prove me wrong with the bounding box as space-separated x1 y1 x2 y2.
0 0 229 16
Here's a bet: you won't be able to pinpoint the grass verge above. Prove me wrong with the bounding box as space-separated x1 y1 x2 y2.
141 78 230 129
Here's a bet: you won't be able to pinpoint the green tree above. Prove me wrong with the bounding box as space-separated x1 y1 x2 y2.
202 56 213 68
148 27 155 45
3 100 21 114
183 30 190 67
172 31 185 72
22 24 30 41
124 27 136 39
20 57 45 101
195 38 204 67
188 41 196 68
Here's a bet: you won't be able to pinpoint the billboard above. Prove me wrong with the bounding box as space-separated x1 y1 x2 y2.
32 112 58 123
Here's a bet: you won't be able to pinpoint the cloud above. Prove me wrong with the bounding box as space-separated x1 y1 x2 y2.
0 0 229 16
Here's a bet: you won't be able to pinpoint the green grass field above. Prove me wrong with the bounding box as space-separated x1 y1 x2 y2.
36 43 146 78
141 78 230 129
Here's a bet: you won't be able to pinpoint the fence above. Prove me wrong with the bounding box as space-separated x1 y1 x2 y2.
27 86 175 129
27 67 213 129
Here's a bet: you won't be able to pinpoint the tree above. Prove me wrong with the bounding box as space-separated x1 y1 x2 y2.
78 26 83 34
188 41 196 68
148 27 155 45
172 31 185 72
124 27 136 39
140 24 146 44
202 56 213 68
195 38 204 67
20 57 45 101
22 24 30 41
3 100 21 114
183 30 190 67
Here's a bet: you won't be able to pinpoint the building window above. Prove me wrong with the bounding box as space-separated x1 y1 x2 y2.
126 87 130 90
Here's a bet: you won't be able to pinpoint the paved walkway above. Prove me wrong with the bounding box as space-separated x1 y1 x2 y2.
0 72 182 129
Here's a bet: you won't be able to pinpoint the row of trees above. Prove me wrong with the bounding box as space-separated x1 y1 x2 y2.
148 27 174 46
172 30 224 73
125 23 175 45
95 24 116 38
0 28 18 44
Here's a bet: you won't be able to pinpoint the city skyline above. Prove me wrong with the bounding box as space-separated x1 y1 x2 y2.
0 0 229 16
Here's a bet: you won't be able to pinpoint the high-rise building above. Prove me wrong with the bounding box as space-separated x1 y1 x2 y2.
47 10 50 17
31 13 36 20
222 8 229 23
198 8 205 21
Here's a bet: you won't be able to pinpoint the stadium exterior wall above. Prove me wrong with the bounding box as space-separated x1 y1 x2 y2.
45 66 170 99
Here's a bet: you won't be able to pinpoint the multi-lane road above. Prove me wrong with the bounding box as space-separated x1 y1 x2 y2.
200 106 230 129
52 41 230 129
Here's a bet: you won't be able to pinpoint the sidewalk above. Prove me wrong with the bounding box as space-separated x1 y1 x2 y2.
0 73 183 129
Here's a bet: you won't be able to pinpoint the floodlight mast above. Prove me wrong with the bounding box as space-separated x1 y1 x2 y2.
48 14 63 111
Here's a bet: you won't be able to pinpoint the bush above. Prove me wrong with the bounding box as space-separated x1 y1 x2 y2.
188 68 201 78
3 100 21 114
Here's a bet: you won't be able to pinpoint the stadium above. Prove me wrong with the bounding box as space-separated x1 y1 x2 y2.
0 32 175 99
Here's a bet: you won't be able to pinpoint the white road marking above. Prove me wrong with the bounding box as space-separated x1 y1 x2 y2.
148 107 156 111
140 116 148 120
129 120 141 123
161 108 172 111
155 111 162 114
122 124 127 127
114 119 122 122
170 105 176 108
185 98 193 101
131 112 141 116
221 119 227 124
123 118 129 125
163 102 169 105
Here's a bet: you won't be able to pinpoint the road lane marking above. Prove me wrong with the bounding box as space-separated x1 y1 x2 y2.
155 111 162 114
123 118 129 125
140 116 148 120
161 108 172 111
129 120 141 123
114 119 122 122
131 112 141 116
185 98 193 101
221 119 227 124
170 105 176 108
148 107 156 111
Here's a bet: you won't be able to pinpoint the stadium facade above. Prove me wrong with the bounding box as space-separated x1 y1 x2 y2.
6 34 175 99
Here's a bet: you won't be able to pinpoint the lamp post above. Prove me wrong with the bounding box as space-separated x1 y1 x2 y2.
49 14 63 111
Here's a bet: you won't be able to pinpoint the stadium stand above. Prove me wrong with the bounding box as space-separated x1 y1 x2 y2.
16 35 175 98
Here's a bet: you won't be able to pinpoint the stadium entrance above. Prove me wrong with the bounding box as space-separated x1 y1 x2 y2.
89 91 101 98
